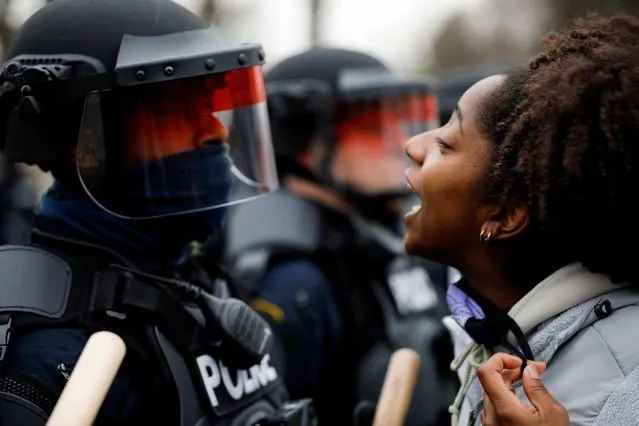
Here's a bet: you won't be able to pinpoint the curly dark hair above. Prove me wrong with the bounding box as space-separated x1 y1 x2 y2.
478 13 639 284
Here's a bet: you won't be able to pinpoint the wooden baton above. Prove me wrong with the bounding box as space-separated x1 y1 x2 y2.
46 331 127 426
372 348 421 426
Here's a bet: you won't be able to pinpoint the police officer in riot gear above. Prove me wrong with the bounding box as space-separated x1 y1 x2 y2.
0 0 314 425
219 48 458 425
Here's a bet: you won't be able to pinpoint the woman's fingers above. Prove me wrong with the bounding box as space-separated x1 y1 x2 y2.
521 365 569 422
478 353 570 426
477 354 526 412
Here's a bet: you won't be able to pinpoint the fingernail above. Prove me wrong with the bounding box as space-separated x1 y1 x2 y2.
526 365 539 379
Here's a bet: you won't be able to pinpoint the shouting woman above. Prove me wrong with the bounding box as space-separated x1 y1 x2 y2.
404 13 639 426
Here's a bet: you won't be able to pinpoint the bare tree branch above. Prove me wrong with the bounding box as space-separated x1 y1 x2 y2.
544 0 639 31
310 0 323 45
422 0 549 75
198 0 246 34
200 0 216 24
0 0 13 61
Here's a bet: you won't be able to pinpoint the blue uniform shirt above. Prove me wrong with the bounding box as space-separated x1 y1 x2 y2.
251 259 341 396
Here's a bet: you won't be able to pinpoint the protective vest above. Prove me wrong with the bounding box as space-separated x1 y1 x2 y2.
224 190 459 426
0 229 314 426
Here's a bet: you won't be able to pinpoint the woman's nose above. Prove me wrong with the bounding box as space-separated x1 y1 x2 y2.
405 134 426 165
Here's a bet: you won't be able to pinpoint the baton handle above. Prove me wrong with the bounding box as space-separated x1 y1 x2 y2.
372 348 421 426
46 331 127 426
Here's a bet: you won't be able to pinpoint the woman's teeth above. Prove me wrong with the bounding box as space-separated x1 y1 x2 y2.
410 205 421 214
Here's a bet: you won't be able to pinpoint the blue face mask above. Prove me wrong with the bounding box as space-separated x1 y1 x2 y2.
447 283 486 329
123 144 233 241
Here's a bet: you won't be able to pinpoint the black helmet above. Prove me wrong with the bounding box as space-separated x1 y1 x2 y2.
0 0 278 220
436 60 519 125
265 47 438 205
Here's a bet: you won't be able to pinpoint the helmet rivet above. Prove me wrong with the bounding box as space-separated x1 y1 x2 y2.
238 53 247 66
20 85 32 95
205 59 216 70
163 65 174 76
6 63 18 75
135 70 146 81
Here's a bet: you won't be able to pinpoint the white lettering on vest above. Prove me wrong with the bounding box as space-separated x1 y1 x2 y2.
220 363 244 400
196 353 278 408
387 267 438 315
196 355 221 407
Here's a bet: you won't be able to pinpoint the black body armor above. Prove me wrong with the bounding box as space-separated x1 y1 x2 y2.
0 229 315 426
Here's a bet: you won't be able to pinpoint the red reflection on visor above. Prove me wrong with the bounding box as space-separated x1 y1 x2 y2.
331 95 438 193
403 93 439 124
334 101 408 150
113 66 266 163
214 66 267 110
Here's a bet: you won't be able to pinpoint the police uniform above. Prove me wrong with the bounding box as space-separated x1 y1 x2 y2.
0 1 314 425
218 48 459 425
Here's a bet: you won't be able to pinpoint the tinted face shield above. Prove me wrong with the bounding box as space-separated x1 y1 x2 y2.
331 70 439 197
78 66 278 219
265 79 332 180
2 28 278 220
266 79 332 134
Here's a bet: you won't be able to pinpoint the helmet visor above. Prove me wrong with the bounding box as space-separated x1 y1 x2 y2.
76 66 278 219
331 92 438 195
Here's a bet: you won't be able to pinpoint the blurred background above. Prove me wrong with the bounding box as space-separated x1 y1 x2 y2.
0 0 638 240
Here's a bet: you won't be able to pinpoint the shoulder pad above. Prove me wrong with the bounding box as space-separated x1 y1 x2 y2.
0 245 71 318
223 191 323 297
225 190 322 260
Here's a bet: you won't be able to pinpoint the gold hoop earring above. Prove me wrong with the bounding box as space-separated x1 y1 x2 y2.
479 229 493 243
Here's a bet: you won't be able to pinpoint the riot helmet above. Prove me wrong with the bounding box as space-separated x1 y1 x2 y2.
0 0 278 220
265 47 438 212
436 60 520 124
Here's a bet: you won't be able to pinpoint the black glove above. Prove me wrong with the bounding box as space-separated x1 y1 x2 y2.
352 400 376 426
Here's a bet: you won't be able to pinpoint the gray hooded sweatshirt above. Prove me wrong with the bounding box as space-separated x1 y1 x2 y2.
444 262 639 426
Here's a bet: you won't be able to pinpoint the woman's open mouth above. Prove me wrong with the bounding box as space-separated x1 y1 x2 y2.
407 204 422 215
404 176 422 220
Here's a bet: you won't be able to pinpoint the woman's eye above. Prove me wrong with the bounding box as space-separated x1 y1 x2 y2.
436 137 451 150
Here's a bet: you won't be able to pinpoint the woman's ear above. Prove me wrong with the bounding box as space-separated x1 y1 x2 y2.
482 204 530 241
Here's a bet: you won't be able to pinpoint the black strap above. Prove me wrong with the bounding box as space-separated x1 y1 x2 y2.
90 268 208 353
0 267 205 350
456 280 535 367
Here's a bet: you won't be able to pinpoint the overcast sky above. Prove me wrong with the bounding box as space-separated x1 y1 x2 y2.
5 0 486 73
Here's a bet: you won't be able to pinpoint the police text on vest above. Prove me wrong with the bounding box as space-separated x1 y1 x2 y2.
196 353 278 408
